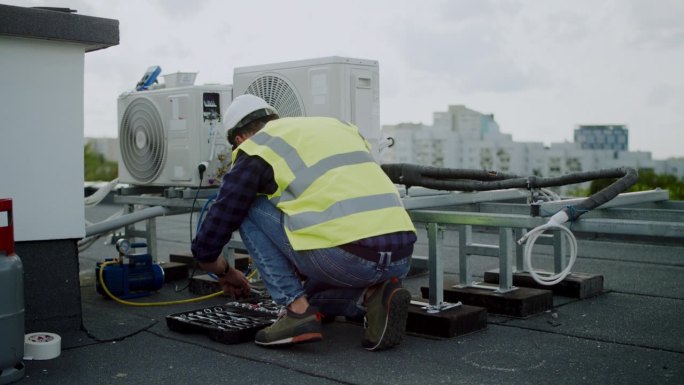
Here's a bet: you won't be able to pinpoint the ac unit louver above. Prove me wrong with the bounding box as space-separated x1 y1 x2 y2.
117 82 233 187
119 97 166 183
245 75 304 117
234 56 382 158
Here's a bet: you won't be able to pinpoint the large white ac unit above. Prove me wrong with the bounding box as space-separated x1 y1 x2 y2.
233 56 382 157
117 81 233 187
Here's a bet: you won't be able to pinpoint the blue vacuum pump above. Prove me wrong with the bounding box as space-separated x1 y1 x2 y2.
96 239 164 299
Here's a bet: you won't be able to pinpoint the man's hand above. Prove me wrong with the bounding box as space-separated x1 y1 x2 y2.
218 267 251 298
198 258 251 298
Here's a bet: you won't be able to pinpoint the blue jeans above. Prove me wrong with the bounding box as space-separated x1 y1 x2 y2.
239 196 411 318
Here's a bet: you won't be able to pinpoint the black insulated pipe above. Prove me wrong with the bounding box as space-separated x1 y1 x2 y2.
382 163 638 221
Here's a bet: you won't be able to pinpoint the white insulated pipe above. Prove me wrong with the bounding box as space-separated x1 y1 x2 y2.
85 206 172 238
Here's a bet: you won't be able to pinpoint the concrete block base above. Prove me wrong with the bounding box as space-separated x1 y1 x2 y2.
160 261 188 282
421 284 553 318
169 251 251 271
189 274 221 296
406 300 488 338
483 270 604 299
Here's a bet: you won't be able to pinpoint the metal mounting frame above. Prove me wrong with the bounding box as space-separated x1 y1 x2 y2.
404 189 684 306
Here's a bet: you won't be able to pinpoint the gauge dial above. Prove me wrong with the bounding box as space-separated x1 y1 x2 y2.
116 239 131 255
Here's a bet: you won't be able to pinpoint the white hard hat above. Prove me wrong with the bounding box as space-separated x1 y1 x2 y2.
224 94 278 131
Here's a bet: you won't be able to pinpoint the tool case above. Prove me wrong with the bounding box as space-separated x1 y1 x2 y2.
166 300 281 344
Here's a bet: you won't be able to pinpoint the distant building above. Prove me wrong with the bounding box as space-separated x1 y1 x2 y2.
433 105 500 140
574 125 628 151
381 105 684 193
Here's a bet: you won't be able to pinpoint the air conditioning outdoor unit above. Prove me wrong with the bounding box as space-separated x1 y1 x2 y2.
233 56 382 158
117 78 233 187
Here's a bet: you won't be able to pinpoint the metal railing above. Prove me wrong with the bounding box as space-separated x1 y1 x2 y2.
404 189 684 306
94 188 684 309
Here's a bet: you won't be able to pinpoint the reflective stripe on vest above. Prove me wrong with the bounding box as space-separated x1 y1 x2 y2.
251 132 374 204
286 192 402 231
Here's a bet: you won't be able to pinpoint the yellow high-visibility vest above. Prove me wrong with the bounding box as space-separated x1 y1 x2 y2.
234 117 416 250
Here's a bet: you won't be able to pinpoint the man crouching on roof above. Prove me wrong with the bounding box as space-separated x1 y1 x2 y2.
192 94 416 351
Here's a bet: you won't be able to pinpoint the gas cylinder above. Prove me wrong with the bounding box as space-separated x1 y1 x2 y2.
0 199 26 384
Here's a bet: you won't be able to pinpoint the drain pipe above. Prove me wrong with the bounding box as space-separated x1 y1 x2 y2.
85 206 177 238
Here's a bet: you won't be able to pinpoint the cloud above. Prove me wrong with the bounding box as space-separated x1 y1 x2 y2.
624 0 684 49
4 0 683 158
151 0 207 19
395 18 541 93
439 0 497 20
542 10 592 44
439 0 524 20
646 84 684 118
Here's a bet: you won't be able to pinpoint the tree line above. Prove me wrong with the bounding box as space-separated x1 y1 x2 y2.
84 143 118 182
590 168 684 200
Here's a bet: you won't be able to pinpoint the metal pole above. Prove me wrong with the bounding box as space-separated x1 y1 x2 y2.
85 206 173 237
146 217 158 261
497 227 514 292
427 222 444 306
514 227 526 272
553 229 567 274
458 225 473 287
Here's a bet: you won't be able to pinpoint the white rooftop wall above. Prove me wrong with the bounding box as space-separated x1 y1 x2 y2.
0 37 85 241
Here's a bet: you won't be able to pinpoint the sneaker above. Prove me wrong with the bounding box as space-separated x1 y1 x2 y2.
254 306 323 347
361 278 411 351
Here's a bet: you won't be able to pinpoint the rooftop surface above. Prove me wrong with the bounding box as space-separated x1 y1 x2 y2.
16 202 684 385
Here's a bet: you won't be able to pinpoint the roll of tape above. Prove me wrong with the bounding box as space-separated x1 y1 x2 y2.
24 332 61 360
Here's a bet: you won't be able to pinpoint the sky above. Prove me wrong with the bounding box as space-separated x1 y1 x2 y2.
6 0 684 159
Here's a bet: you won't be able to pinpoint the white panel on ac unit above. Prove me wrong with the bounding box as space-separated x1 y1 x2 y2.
233 56 382 159
117 82 233 187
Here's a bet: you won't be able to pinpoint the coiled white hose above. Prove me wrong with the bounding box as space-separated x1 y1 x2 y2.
518 210 578 286
85 178 119 207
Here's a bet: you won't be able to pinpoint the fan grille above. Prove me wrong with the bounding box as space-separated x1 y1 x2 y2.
245 75 304 117
119 98 166 183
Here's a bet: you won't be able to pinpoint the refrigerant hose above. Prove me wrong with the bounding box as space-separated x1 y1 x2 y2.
382 164 638 285
98 260 223 306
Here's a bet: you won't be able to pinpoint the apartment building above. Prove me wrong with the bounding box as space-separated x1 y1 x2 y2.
380 105 684 185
